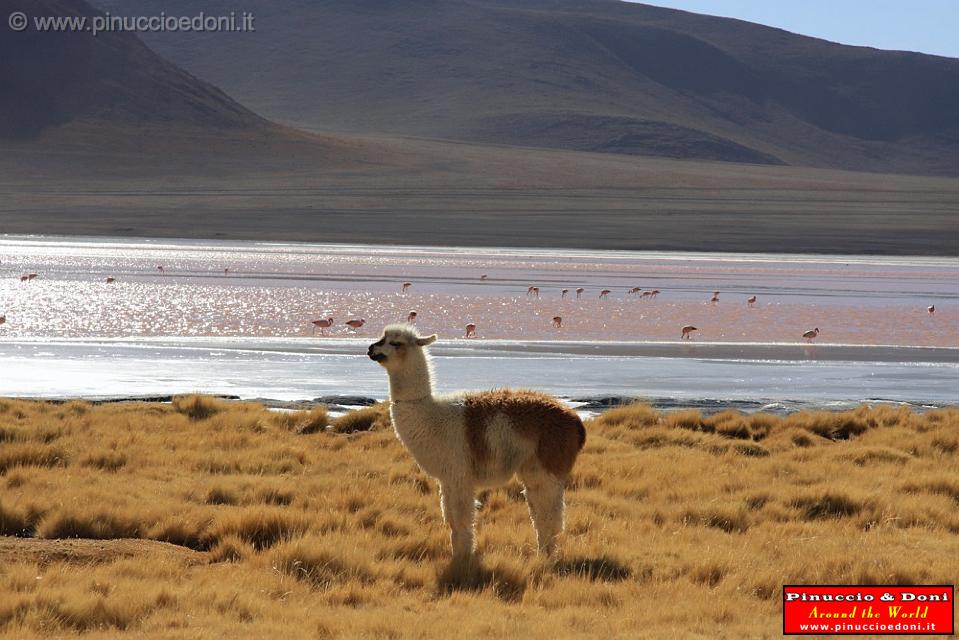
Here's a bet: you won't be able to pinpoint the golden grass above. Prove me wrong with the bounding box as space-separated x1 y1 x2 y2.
1 397 958 638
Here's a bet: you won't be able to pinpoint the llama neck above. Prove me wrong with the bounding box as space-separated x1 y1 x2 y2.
387 353 434 402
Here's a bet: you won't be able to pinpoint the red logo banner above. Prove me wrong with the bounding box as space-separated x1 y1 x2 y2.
783 585 954 635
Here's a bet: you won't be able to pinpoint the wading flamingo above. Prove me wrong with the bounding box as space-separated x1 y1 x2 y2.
928 305 935 314
311 317 334 335
465 323 477 338
802 327 820 342
552 316 562 328
650 290 660 298
747 295 757 306
576 288 584 299
407 311 417 324
156 265 164 272
561 289 569 298
681 325 697 340
480 274 488 280
402 282 412 293
599 289 611 299
640 290 652 299
105 277 115 284
19 275 28 282
628 287 642 295
346 319 366 331
27 274 37 280
710 291 719 304
527 286 540 298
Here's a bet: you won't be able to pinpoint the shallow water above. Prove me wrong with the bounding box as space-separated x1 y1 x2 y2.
1 236 957 407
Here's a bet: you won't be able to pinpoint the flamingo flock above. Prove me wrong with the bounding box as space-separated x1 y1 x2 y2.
297 277 942 343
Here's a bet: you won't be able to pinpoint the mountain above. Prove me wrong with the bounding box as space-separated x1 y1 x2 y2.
88 0 959 176
0 0 268 139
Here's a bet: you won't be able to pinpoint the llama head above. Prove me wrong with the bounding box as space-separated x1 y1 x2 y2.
368 324 437 369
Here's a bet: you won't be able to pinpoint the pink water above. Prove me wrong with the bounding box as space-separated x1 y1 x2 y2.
0 237 956 346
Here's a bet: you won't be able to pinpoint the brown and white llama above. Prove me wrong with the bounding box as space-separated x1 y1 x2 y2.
368 325 585 560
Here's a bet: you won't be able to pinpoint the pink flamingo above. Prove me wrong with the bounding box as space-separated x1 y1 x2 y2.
599 289 611 299
681 325 697 340
575 287 584 298
105 277 115 284
19 275 28 282
345 318 366 331
27 273 38 280
465 323 477 338
407 311 417 324
311 317 334 335
551 316 562 328
156 265 164 272
747 295 757 306
928 305 935 314
561 289 569 298
224 268 230 274
650 290 660 298
628 287 642 295
527 286 539 298
802 327 820 342
480 274 488 280
640 290 652 299
710 291 719 304
402 282 412 292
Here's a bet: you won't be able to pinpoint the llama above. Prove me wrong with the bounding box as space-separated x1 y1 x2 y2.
368 325 585 560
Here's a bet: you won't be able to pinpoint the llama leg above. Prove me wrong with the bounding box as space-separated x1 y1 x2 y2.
439 483 475 560
521 472 566 556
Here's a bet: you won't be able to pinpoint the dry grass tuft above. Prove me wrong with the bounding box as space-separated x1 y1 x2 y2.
435 557 528 602
172 394 230 420
552 555 632 582
0 443 69 474
294 406 330 434
204 509 311 550
329 402 391 434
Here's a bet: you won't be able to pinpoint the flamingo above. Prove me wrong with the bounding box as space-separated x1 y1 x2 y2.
650 290 660 298
407 311 417 324
402 282 412 293
710 291 719 304
575 287 584 299
156 265 164 272
599 289 611 299
527 286 539 298
105 277 115 284
465 323 477 338
628 287 642 295
224 268 230 274
0 314 5 325
480 274 488 280
561 289 569 298
802 327 820 342
345 319 366 332
311 317 334 335
747 295 757 307
640 290 652 300
19 275 28 282
551 316 562 328
928 305 935 314
681 325 697 340
27 274 37 280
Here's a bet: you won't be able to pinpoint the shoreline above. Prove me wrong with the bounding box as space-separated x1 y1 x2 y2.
3 336 959 364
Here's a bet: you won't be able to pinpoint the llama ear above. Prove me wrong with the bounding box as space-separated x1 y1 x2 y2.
415 334 437 346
